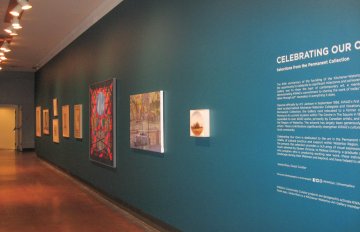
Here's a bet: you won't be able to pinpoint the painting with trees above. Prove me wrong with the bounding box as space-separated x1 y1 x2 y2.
130 91 164 153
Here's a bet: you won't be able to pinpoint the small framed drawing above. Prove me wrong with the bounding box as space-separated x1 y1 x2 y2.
74 104 83 139
53 98 58 116
62 105 70 138
35 106 41 137
130 90 164 153
190 109 210 137
89 79 117 167
53 119 60 143
42 109 50 135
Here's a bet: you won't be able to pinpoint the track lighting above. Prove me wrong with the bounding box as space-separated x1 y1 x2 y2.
0 41 11 53
0 1 33 71
1 49 10 54
17 0 32 10
4 26 14 34
12 17 22 29
10 31 18 36
10 5 22 17
4 26 18 36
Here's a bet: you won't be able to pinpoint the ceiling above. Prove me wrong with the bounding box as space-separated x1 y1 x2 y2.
0 0 123 72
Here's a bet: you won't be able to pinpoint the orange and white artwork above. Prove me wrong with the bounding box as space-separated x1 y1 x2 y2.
190 109 210 137
42 109 50 135
62 105 70 138
36 106 41 137
53 119 59 143
74 104 83 139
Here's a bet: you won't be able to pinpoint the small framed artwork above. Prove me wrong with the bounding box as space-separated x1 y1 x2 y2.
53 119 60 143
53 98 58 116
89 79 117 168
74 104 83 139
190 109 210 137
36 106 41 137
42 109 50 135
130 90 164 153
62 105 70 138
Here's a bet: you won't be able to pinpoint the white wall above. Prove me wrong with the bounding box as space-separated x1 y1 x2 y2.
0 71 35 149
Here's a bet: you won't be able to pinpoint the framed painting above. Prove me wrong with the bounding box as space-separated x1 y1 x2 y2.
62 105 70 138
74 104 83 139
42 109 50 135
190 109 210 137
130 90 164 153
89 79 116 168
53 98 58 116
36 106 41 137
53 119 59 143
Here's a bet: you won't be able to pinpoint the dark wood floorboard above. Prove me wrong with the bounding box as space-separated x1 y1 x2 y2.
0 150 160 232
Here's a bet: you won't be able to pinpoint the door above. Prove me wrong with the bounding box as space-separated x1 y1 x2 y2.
0 107 16 150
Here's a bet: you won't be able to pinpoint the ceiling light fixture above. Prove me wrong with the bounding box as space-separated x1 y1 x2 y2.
12 17 22 29
4 26 15 34
10 4 22 17
0 56 8 60
17 0 32 10
10 31 18 36
0 41 11 53
1 48 10 54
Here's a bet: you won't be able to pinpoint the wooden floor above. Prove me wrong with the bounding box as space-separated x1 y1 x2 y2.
0 150 160 232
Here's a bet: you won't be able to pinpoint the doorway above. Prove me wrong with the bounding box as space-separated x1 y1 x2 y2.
0 105 22 151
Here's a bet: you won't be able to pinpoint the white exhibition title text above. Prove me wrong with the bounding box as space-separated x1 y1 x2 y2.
277 40 360 64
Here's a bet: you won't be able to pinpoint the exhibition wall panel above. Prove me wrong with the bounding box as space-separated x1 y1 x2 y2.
35 0 360 231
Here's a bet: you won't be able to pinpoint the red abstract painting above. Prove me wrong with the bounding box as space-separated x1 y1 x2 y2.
89 79 116 167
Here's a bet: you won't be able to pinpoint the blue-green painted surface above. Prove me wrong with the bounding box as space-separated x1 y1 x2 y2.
35 0 360 231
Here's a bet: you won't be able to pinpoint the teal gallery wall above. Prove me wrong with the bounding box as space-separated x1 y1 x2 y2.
35 0 360 231
0 71 35 149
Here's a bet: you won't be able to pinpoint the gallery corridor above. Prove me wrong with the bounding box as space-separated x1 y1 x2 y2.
0 150 160 232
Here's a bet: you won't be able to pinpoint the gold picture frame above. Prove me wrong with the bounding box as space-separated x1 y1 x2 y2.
74 104 83 139
53 98 58 116
36 106 41 137
42 109 50 135
62 105 70 138
52 119 59 143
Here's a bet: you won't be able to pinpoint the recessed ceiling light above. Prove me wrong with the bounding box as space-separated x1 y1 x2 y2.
0 41 11 53
4 26 14 34
12 17 22 29
10 31 18 36
10 5 22 17
17 0 32 10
